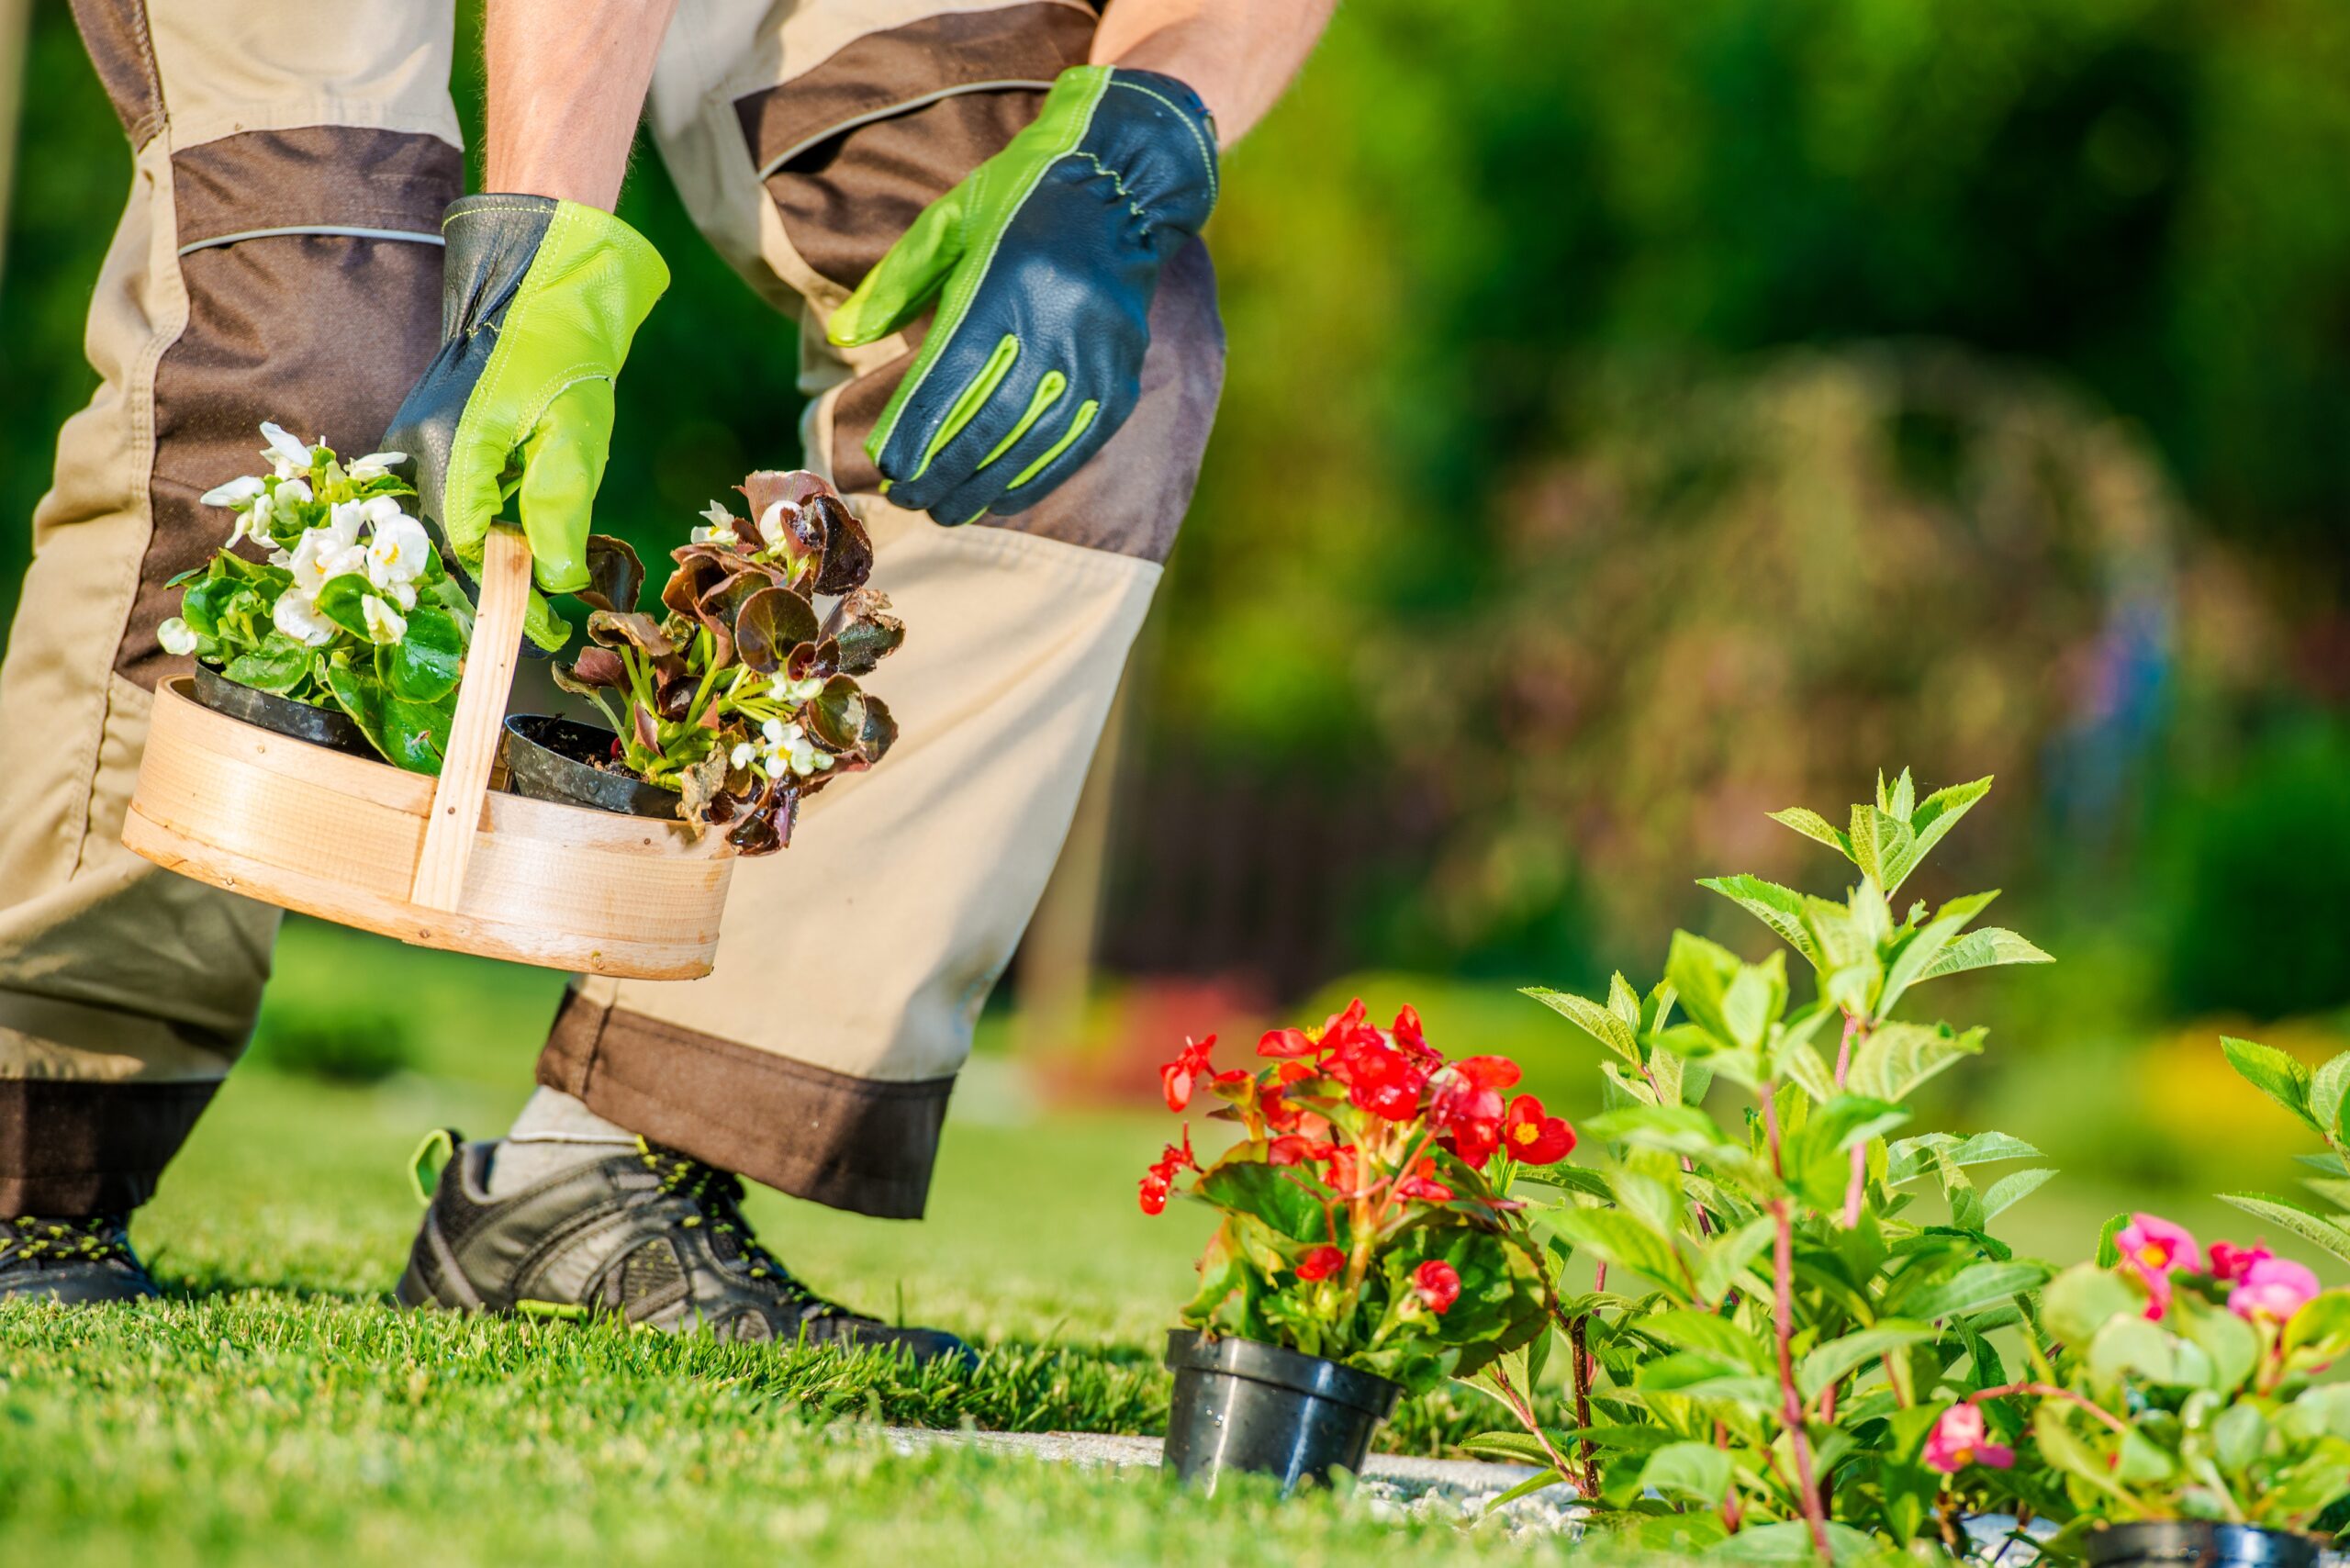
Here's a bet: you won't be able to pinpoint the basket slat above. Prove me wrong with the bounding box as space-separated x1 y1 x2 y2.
412 526 532 912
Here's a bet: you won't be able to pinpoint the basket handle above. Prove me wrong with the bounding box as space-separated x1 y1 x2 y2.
410 526 532 911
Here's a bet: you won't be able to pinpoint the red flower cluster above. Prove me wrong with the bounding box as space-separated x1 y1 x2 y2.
1138 999 1580 1222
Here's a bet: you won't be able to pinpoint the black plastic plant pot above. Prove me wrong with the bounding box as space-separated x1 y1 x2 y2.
500 715 681 821
1161 1328 1403 1494
191 661 375 759
2086 1521 2321 1568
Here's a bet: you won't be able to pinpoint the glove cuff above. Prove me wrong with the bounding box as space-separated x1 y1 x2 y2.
1058 65 1221 241
440 195 670 351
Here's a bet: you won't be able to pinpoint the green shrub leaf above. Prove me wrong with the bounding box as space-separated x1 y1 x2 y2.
2221 1036 2318 1127
2217 1193 2350 1263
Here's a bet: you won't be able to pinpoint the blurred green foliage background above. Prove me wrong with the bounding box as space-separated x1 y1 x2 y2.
5 0 2349 1182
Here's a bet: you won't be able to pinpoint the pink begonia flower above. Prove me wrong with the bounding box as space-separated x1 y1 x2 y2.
2118 1213 2201 1320
2229 1257 2322 1326
2208 1240 2274 1285
1924 1404 2015 1474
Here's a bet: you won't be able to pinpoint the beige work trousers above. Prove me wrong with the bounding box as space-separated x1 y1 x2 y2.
0 0 1222 1218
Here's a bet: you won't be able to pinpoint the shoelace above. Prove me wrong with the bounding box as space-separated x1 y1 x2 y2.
634 1141 846 1320
4 1215 135 1266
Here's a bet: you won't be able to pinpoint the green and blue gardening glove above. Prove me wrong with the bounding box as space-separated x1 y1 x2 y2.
827 65 1218 526
383 195 669 651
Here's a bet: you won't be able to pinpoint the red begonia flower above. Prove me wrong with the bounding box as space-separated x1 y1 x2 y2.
1319 998 1383 1059
1395 1157 1454 1204
1268 1135 1337 1167
1427 1060 1512 1167
1392 1004 1442 1066
1455 1056 1522 1091
1325 1145 1362 1197
1138 1127 1197 1216
1502 1095 1577 1165
1258 1027 1318 1059
1413 1260 1461 1314
1295 1245 1346 1282
1326 1032 1429 1121
1160 1035 1218 1113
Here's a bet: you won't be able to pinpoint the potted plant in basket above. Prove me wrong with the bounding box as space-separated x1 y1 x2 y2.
1141 1004 1558 1490
518 469 903 855
162 421 472 771
1463 771 2066 1560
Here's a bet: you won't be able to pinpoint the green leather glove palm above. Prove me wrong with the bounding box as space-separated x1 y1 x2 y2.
827 66 1218 526
384 196 668 650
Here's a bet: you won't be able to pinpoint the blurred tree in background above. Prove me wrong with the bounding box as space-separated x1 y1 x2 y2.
5 0 2347 1025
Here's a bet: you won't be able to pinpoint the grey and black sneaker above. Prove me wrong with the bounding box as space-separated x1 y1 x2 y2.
397 1131 971 1365
0 1214 161 1305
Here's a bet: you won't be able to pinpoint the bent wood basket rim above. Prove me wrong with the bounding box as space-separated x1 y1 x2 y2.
122 527 733 980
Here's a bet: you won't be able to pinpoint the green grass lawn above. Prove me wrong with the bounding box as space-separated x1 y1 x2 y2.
0 921 2287 1565
0 924 1572 1566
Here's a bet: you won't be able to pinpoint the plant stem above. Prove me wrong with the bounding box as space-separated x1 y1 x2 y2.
1967 1382 2130 1439
1835 1011 1869 1230
1490 1363 1580 1487
1636 1058 1714 1238
1717 1419 1744 1534
1763 1090 1832 1560
1568 1304 1599 1495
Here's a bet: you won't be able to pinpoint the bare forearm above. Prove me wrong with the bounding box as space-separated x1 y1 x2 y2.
483 0 680 210
1093 0 1337 145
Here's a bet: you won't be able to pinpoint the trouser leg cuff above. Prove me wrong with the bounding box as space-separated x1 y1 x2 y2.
535 988 953 1220
0 1078 220 1215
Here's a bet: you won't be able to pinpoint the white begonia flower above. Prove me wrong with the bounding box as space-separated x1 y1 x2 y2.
761 717 790 746
346 450 406 482
275 477 313 506
201 475 266 510
788 737 821 777
273 588 336 648
366 511 431 590
260 422 315 478
731 741 757 770
362 593 408 644
288 525 367 594
773 673 825 705
386 579 418 611
691 502 739 546
157 618 199 656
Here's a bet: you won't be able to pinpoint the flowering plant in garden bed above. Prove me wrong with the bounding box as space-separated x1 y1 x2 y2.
1467 772 2065 1559
1938 1204 2350 1551
1143 1003 1558 1394
552 471 902 854
162 422 472 772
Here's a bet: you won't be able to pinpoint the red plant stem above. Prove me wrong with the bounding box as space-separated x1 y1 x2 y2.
1492 1362 1580 1486
1717 1419 1744 1534
1763 1091 1833 1560
1637 1059 1715 1238
1835 1011 1868 1230
1968 1382 2131 1439
1568 1308 1598 1495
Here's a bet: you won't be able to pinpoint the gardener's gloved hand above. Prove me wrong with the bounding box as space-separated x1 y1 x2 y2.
383 196 668 650
827 66 1218 526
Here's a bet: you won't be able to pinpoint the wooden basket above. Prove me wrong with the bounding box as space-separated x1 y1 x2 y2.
122 528 733 979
